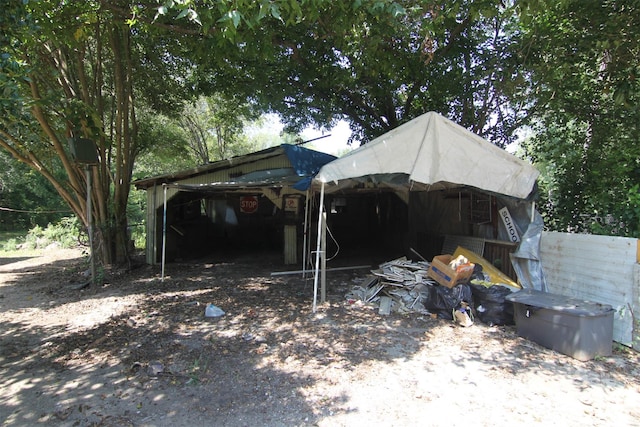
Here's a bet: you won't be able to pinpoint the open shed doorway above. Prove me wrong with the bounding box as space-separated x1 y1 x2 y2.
315 188 520 283
321 191 409 265
155 191 285 263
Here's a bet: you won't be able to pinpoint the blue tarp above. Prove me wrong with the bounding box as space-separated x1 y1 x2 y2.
282 144 336 190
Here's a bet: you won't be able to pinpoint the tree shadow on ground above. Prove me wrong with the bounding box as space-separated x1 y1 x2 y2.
0 256 36 267
1 250 639 426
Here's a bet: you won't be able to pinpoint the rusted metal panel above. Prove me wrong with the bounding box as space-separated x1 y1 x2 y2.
484 241 517 281
539 232 638 346
133 145 289 189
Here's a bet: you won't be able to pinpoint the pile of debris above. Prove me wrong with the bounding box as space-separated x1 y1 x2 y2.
345 257 438 316
346 254 518 327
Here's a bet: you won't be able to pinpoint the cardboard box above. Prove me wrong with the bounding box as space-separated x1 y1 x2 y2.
506 289 614 361
427 254 475 288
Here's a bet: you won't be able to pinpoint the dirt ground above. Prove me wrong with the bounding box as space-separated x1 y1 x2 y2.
1 247 639 427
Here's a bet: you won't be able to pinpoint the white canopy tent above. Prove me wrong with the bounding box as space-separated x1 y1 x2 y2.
315 111 539 198
310 112 542 310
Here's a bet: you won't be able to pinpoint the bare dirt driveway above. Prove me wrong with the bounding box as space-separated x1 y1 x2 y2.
1 247 639 427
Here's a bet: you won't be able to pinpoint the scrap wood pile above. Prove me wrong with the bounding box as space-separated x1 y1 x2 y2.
346 254 517 327
345 256 438 316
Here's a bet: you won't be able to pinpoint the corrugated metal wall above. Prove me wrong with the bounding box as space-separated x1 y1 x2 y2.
539 232 639 347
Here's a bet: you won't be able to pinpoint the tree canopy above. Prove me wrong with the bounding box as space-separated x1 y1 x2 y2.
1 0 638 270
0 0 201 263
182 1 529 146
518 0 640 236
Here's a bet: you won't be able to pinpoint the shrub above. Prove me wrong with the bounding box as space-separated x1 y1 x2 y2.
21 216 83 250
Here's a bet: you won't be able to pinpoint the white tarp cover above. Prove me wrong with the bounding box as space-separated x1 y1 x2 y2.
315 112 539 199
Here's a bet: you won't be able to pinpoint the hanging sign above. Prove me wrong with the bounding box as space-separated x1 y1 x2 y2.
284 196 300 212
499 207 520 243
240 196 259 214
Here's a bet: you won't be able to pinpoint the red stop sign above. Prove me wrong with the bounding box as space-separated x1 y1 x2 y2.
240 196 258 213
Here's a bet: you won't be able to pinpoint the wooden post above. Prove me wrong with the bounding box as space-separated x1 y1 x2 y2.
302 190 310 277
86 165 96 285
161 184 168 282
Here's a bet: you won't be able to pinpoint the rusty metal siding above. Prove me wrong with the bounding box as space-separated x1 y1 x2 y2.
484 241 517 281
539 232 638 347
175 156 290 186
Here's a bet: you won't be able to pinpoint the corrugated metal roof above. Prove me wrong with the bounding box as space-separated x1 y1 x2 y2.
133 145 286 189
133 144 336 190
168 168 304 193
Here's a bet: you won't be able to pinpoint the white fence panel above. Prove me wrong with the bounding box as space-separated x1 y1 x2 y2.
539 232 638 346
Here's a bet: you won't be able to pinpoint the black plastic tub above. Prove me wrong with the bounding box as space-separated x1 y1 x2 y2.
505 289 614 361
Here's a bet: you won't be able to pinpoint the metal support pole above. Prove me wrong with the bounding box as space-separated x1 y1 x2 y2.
321 211 327 303
86 165 96 285
312 182 325 312
302 189 310 278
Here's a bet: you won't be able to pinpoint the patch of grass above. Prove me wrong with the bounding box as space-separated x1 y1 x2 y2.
0 230 41 257
186 353 208 385
612 342 631 354
0 217 83 257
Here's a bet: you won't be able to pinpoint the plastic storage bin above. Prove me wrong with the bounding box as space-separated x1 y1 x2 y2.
505 289 614 361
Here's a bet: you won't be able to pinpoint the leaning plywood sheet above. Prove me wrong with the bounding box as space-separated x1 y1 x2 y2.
539 232 638 346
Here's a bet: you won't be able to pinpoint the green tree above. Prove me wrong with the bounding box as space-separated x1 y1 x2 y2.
1 1 144 263
179 95 261 163
134 111 195 180
518 0 640 236
0 151 69 230
0 0 330 265
188 1 528 147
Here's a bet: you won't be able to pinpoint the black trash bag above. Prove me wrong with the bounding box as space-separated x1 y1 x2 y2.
470 263 486 282
424 283 473 320
470 283 515 326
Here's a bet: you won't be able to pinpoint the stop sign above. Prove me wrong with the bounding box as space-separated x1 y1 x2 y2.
240 196 259 213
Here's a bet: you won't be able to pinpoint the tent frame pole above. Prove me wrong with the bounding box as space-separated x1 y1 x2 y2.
302 189 310 278
321 210 327 303
312 181 325 312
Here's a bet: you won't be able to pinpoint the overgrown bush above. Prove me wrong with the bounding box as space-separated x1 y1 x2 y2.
0 237 21 252
20 216 83 250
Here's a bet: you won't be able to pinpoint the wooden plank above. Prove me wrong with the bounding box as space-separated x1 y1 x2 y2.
283 225 297 265
442 235 485 256
378 296 392 315
270 265 371 276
